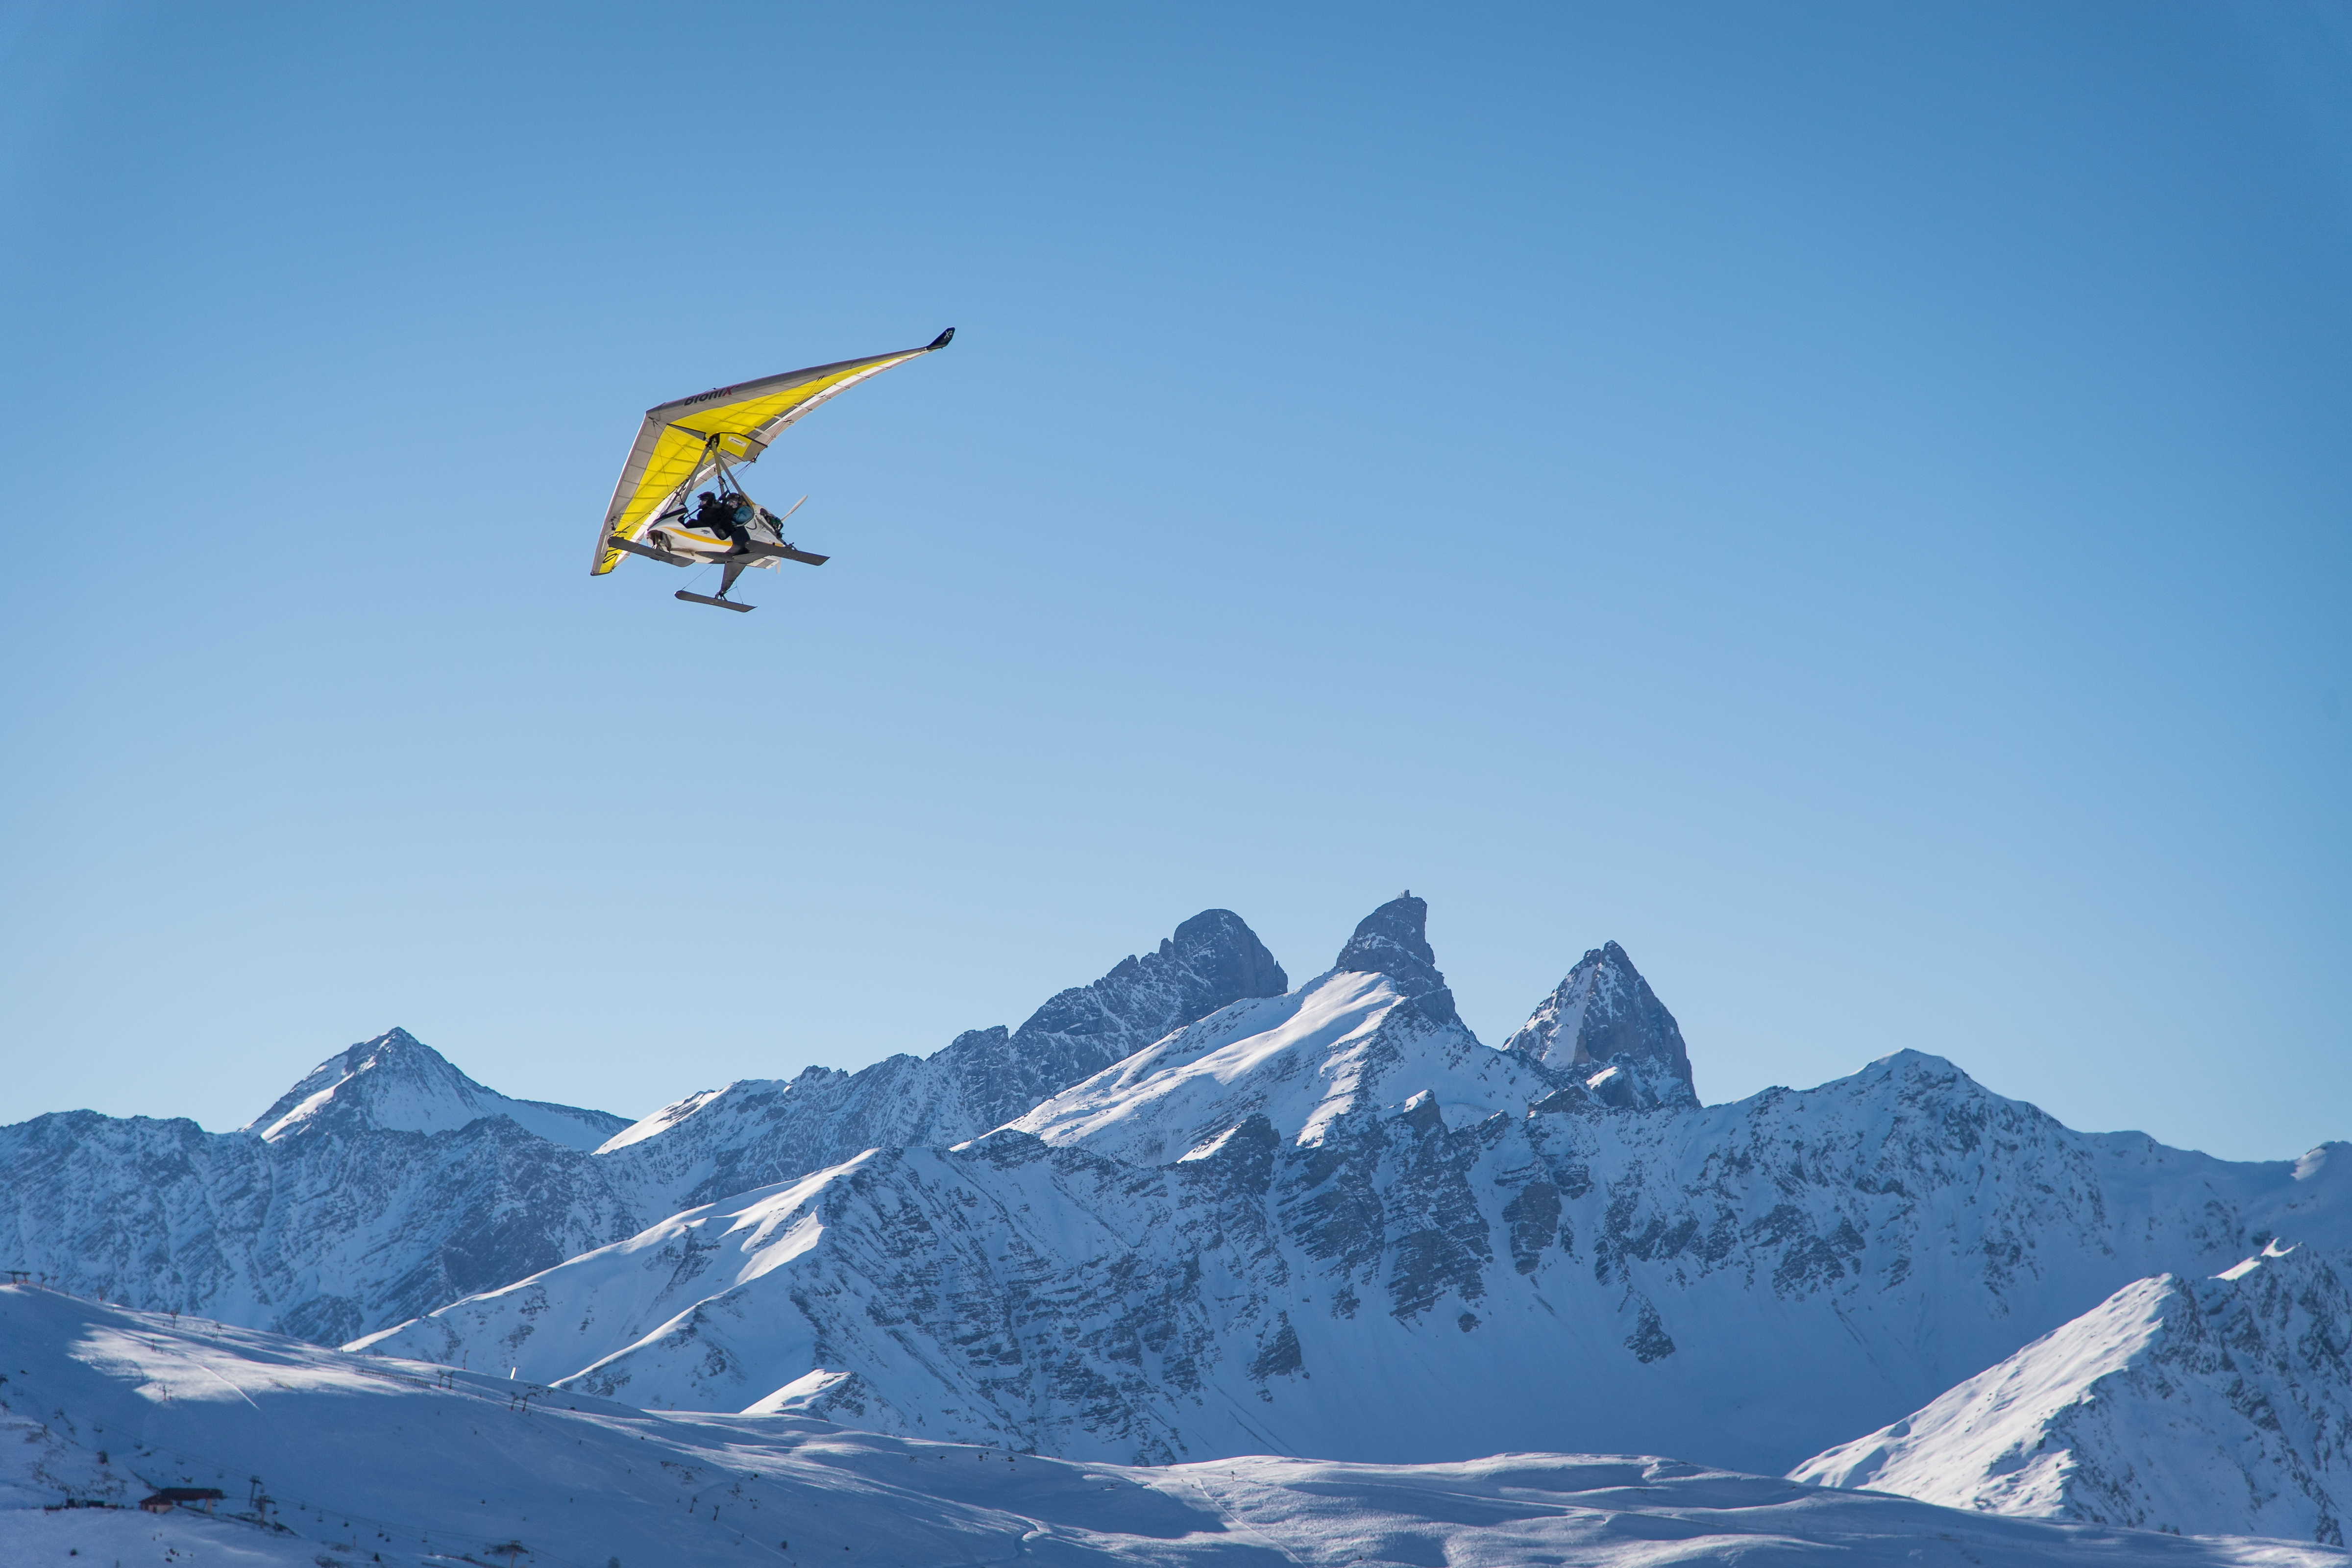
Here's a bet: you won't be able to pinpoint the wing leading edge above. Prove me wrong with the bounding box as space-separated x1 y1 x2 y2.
590 327 953 576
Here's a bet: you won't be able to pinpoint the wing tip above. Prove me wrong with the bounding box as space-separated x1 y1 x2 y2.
928 327 956 351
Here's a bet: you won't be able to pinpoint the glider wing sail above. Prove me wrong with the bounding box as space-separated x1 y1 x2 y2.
591 328 953 575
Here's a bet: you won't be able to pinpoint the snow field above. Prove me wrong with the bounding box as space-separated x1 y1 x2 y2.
8 1286 2350 1568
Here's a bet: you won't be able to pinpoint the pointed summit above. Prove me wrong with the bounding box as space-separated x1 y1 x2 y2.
1505 942 1694 1097
1333 892 1457 1026
245 1028 627 1151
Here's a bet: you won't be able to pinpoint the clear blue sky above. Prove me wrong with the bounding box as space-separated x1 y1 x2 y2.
2 2 2345 1162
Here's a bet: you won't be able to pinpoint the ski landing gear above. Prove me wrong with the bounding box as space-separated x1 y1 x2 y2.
677 589 755 612
677 564 758 613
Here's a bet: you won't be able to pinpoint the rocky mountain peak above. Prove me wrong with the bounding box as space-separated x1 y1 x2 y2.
1014 909 1287 1050
246 1027 459 1135
1160 908 1288 1006
1504 941 1694 1098
943 908 1292 1132
1332 892 1457 1026
245 1027 626 1152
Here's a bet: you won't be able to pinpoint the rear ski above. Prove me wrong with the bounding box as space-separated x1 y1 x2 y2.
739 540 830 566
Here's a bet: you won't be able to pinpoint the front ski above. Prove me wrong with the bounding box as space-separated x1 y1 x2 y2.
606 534 694 567
676 590 754 612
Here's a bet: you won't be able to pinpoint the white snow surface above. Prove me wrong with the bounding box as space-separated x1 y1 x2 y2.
344 1154 878 1399
245 1028 626 1151
1792 1246 2352 1544
6 1286 2344 1568
598 1086 728 1152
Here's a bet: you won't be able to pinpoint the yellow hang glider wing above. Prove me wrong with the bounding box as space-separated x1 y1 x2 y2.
590 328 954 576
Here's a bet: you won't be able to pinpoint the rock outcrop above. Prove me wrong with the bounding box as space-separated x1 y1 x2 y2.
1505 941 1694 1099
1332 893 1457 1026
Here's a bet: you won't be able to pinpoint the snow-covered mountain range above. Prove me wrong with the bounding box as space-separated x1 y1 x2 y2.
348 898 2352 1489
7 1284 2343 1568
0 909 1285 1345
6 893 2349 1550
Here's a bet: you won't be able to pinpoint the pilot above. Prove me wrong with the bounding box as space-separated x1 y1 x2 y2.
691 490 746 545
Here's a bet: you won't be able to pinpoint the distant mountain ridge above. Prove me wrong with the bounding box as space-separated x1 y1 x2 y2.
0 908 1288 1345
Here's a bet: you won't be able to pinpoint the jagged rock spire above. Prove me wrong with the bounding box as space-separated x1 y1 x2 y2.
1333 893 1458 1027
1505 941 1694 1097
1017 908 1288 1046
939 908 1290 1135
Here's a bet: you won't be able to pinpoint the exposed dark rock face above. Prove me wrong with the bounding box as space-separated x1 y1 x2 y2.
1501 1179 1561 1274
1249 1312 1305 1381
1332 893 1457 1026
1505 942 1694 1099
1624 1299 1677 1363
1379 1092 1493 1321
